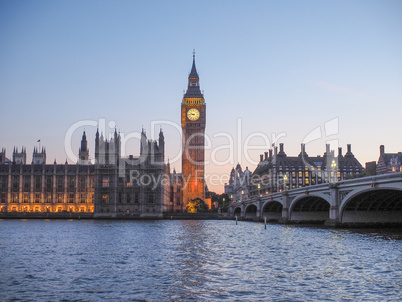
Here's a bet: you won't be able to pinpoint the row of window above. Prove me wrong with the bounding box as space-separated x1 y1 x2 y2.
270 165 361 170
101 193 154 204
8 206 91 213
0 176 92 188
1 193 93 203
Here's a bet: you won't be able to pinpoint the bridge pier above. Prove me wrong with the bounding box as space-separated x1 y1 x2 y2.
256 199 261 220
240 204 245 219
280 194 291 223
326 184 341 226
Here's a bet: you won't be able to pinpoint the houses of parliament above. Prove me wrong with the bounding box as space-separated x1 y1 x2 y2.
0 55 207 217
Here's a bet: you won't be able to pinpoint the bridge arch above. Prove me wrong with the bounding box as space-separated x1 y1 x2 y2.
340 188 402 224
289 193 330 223
244 204 258 219
262 200 283 222
233 206 242 217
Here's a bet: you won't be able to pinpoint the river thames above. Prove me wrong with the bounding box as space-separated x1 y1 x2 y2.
0 219 401 301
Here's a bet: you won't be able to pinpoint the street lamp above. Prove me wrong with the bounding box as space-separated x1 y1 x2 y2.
284 174 288 190
331 159 337 182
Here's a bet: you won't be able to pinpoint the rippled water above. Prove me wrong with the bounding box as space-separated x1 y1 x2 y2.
0 219 401 301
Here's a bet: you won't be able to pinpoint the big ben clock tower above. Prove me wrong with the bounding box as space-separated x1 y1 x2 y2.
181 52 206 205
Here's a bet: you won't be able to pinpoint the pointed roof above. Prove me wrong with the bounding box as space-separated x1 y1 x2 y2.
189 51 199 78
184 51 203 98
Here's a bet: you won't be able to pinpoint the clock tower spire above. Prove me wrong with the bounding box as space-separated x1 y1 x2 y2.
181 52 206 206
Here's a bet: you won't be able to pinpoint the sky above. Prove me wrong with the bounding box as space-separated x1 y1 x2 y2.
1 0 401 193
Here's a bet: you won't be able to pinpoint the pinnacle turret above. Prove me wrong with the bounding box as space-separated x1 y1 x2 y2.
184 51 203 98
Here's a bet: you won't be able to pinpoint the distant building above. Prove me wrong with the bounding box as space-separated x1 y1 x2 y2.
225 143 364 201
0 130 177 216
93 128 170 217
365 161 377 176
224 164 251 203
377 145 402 174
0 140 95 213
0 55 210 215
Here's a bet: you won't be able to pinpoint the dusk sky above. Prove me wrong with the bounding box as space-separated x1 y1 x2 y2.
1 0 401 193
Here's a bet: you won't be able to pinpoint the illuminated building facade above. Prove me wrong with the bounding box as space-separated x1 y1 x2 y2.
0 136 95 213
224 164 251 203
0 130 171 216
181 53 206 205
225 143 364 201
377 145 402 174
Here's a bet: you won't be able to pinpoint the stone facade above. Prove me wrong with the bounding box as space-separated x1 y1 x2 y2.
181 54 206 205
225 143 364 201
94 128 169 218
224 164 251 203
0 130 174 216
377 145 402 174
0 147 94 213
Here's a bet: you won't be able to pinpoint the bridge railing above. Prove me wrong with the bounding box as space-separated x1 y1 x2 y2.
229 172 402 208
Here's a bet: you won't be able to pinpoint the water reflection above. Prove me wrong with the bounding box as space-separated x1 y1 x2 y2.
0 220 400 301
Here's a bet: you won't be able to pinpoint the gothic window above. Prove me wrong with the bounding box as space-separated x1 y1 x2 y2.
34 193 40 203
102 194 109 204
68 176 75 189
102 177 109 188
80 177 86 190
57 176 64 192
1 176 7 189
34 176 40 189
12 193 18 203
46 176 52 189
80 194 86 203
12 176 19 189
69 193 74 203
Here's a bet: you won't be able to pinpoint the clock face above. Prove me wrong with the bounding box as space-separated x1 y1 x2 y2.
187 108 200 121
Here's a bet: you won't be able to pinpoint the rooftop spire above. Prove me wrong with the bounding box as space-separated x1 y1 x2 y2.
184 50 203 98
189 49 199 79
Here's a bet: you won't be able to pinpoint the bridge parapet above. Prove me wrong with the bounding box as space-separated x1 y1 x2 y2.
228 173 402 225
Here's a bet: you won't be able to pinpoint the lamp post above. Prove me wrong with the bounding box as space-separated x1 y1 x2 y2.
284 174 288 191
331 159 337 183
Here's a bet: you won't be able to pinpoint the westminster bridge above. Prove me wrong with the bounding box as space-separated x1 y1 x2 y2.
228 172 402 226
